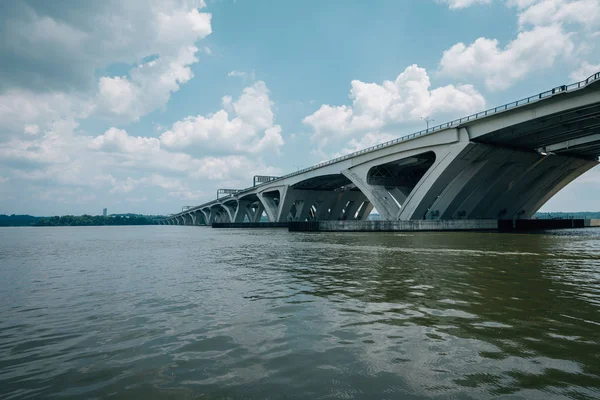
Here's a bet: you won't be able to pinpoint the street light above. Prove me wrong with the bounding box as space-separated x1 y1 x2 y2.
421 116 435 130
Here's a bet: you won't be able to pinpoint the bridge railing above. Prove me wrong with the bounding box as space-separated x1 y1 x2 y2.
173 72 600 216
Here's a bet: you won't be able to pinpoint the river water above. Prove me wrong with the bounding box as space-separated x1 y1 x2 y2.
1 226 599 399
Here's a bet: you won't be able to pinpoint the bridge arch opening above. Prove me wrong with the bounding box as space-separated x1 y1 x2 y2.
283 174 373 221
210 204 231 223
366 151 436 210
237 193 266 222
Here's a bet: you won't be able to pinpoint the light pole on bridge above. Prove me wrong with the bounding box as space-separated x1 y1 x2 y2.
421 116 435 130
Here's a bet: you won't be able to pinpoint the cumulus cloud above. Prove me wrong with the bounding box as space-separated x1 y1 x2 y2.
0 0 212 135
437 0 600 89
90 128 161 154
517 0 600 29
439 25 573 90
2 120 281 207
570 61 600 80
0 81 284 214
303 65 486 155
0 90 93 135
159 81 284 155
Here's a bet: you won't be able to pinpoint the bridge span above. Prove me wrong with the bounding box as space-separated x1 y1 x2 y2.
161 72 600 226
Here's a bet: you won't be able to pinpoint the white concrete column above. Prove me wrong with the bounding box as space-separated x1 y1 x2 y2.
221 201 237 222
257 187 285 222
356 201 374 220
342 169 401 220
201 209 211 224
249 202 265 222
193 210 206 225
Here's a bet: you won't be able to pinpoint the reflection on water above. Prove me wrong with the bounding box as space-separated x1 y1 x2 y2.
1 226 599 399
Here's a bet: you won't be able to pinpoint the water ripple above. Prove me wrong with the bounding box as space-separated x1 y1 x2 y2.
1 226 599 398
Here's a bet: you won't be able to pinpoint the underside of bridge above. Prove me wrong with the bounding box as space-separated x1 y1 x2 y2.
255 175 374 222
235 194 266 222
476 101 600 158
407 143 596 220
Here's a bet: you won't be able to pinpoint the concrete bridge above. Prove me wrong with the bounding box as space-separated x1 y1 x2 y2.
161 72 600 226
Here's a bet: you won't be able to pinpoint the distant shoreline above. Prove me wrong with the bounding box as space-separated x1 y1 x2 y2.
2 212 600 227
0 214 164 227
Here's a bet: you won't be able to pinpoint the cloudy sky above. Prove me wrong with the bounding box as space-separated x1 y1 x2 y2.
0 0 599 216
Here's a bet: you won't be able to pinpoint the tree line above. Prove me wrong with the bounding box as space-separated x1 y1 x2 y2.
0 214 161 226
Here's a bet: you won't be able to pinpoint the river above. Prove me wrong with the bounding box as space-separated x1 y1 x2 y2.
1 226 599 399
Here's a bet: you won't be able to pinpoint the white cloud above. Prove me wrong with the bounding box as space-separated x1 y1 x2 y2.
438 1 600 89
159 81 284 155
110 177 140 194
0 0 212 135
0 90 92 135
1 117 282 209
227 70 256 80
228 70 247 78
303 65 486 155
0 81 285 213
439 25 573 90
517 0 600 29
96 44 205 121
90 128 161 154
570 61 600 80
439 0 493 9
24 124 39 135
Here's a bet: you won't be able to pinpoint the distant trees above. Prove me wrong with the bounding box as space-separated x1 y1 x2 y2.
534 212 600 219
0 214 163 226
0 214 42 226
34 215 157 226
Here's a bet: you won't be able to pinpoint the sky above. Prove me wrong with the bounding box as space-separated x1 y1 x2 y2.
0 0 599 216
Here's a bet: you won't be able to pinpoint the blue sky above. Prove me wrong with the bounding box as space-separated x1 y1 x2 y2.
0 0 599 216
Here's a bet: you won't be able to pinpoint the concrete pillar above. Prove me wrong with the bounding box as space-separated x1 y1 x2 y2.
201 209 211 224
356 201 374 220
210 205 231 223
343 168 402 220
222 201 238 222
314 192 339 220
233 200 264 222
193 210 206 225
257 187 285 222
233 200 249 222
249 202 265 222
397 144 469 220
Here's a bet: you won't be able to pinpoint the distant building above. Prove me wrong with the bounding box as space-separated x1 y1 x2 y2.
103 208 107 217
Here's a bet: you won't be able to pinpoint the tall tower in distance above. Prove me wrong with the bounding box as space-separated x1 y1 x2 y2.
103 208 107 217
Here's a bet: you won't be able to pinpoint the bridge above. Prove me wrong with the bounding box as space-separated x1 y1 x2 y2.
161 72 600 226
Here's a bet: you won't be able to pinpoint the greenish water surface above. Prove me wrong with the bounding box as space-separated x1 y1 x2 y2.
1 226 599 399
